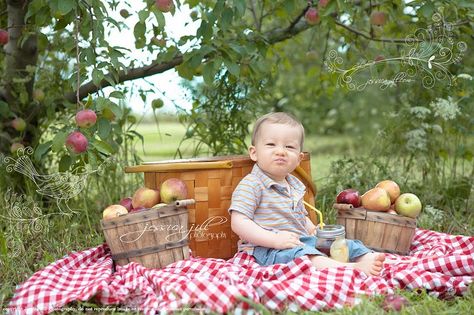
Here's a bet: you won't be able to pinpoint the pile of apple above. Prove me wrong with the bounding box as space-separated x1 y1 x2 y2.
102 178 187 220
336 180 422 218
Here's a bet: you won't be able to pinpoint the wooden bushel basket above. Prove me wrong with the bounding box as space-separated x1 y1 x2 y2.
125 153 317 259
101 201 193 269
335 204 416 255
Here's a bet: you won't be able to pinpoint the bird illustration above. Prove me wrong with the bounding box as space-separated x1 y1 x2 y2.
9 154 108 216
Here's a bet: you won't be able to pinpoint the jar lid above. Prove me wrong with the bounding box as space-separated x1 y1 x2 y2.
316 224 345 238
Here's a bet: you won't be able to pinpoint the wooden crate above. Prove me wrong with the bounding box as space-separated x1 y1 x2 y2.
100 204 189 269
335 204 416 255
125 153 317 259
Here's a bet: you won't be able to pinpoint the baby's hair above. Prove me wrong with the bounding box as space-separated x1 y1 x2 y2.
251 112 305 149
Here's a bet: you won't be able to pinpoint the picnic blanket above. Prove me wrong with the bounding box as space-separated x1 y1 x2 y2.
7 228 474 314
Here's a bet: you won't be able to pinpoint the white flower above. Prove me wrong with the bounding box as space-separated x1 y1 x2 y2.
429 97 460 121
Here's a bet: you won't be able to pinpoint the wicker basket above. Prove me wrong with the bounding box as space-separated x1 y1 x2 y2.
334 203 416 255
125 153 317 259
100 202 192 269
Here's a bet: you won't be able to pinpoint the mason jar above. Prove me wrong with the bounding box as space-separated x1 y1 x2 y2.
316 224 346 256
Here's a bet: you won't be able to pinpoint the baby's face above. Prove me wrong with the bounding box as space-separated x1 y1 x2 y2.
249 122 303 182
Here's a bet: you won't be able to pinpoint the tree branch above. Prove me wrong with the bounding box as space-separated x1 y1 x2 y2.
335 20 421 44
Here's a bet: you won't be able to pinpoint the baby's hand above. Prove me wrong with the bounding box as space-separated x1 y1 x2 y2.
272 231 304 250
306 220 317 236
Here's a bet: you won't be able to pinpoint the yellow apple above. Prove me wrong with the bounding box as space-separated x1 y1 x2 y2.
132 187 160 208
102 204 128 220
394 193 422 218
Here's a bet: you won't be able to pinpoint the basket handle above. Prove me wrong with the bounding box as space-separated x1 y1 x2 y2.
293 165 317 197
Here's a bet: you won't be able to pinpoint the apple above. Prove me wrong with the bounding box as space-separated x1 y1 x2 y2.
33 89 45 102
0 29 8 45
394 193 422 218
10 142 24 153
306 50 318 60
375 180 400 204
11 118 26 131
119 197 133 212
129 206 146 213
119 9 130 18
382 294 409 312
102 204 128 220
75 109 97 128
387 209 397 215
155 0 174 12
361 187 391 211
305 7 320 25
160 178 188 203
65 131 88 154
132 187 160 208
336 189 361 207
370 11 387 26
152 203 168 209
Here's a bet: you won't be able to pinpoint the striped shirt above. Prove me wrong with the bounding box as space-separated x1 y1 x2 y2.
229 164 309 254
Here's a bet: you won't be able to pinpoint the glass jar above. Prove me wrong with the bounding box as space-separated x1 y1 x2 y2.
316 224 348 262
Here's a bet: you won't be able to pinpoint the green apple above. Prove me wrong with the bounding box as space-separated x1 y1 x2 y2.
394 193 422 218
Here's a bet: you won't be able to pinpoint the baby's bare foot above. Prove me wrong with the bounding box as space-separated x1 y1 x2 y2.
354 253 386 276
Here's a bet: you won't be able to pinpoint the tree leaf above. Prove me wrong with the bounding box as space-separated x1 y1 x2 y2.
52 132 68 152
203 61 216 85
34 141 53 162
97 118 111 140
58 155 72 172
91 140 114 155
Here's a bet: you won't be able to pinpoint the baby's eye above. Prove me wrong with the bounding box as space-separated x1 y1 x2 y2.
266 143 275 146
286 145 296 149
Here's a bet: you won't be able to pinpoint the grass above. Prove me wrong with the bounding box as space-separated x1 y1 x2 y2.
1 119 472 314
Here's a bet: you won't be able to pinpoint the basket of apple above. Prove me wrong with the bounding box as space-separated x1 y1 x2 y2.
334 180 422 255
100 178 195 269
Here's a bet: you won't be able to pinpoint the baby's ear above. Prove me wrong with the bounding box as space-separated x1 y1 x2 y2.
249 146 257 161
299 152 304 161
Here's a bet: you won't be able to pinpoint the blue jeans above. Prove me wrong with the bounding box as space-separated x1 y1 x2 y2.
253 236 372 266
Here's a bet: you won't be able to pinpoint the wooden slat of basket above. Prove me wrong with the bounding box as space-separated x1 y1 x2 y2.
337 209 367 220
126 160 234 173
366 211 416 228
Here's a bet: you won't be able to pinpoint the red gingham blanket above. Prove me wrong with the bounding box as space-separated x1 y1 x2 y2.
7 229 474 314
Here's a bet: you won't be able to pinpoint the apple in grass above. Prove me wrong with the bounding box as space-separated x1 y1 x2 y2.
305 7 320 25
10 143 24 153
361 187 391 211
336 189 361 207
102 204 128 220
394 193 422 218
75 109 97 128
132 187 160 209
375 180 400 204
65 131 88 153
160 178 188 203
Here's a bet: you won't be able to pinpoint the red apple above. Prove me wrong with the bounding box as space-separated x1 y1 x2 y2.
361 187 391 211
10 143 24 153
382 294 409 312
132 187 160 208
370 11 387 26
65 131 88 154
0 29 8 45
11 118 26 131
336 189 361 207
75 109 97 128
394 193 422 218
119 197 133 212
155 0 174 12
305 7 320 25
160 178 188 203
129 206 146 213
375 180 400 204
102 204 128 220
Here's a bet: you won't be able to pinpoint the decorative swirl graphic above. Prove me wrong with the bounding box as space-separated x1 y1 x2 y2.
325 13 467 90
